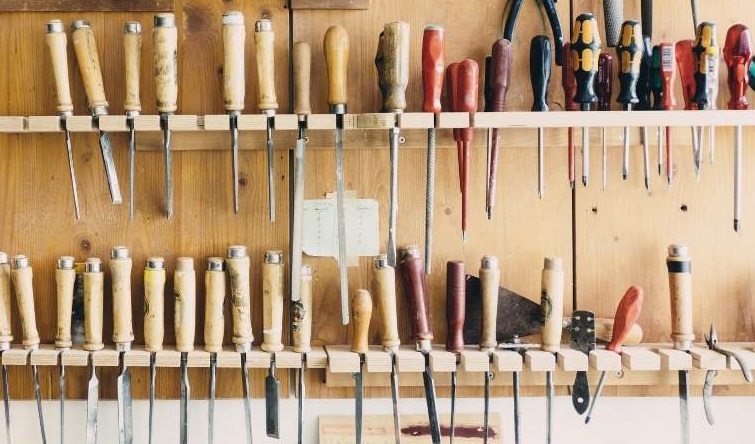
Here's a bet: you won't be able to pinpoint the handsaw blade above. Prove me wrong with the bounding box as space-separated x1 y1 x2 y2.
265 366 280 438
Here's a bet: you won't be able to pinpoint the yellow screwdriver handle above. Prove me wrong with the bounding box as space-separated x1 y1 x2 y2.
124 22 142 115
154 13 178 114
324 25 349 109
222 12 246 113
45 20 74 116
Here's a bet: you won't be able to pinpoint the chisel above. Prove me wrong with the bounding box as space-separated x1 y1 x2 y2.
540 257 564 444
11 255 46 443
71 21 122 205
693 22 719 166
84 257 104 444
153 14 178 219
562 43 578 189
479 256 499 443
262 251 284 438
222 12 245 214
486 40 512 208
0 254 12 443
110 247 134 444
45 20 80 219
667 245 694 444
143 257 166 444
124 22 142 220
174 257 196 444
55 256 75 444
324 25 350 325
659 43 676 185
373 255 402 443
292 41 311 303
351 289 372 444
421 25 444 275
530 35 551 198
675 40 701 178
456 60 479 242
399 246 440 444
204 257 225 444
255 19 278 222
292 265 312 444
597 53 612 190
445 261 465 444
616 21 644 187
226 246 254 444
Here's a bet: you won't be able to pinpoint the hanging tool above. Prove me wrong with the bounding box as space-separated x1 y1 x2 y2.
351 289 372 444
421 25 444 275
292 41 311 302
659 43 676 185
703 324 753 425
667 245 694 444
636 31 653 186
110 247 134 444
154 13 178 219
690 0 699 32
570 310 595 415
254 19 278 222
222 12 245 214
585 286 644 424
124 22 141 220
71 21 122 205
55 256 75 444
602 0 624 48
399 246 441 444
457 59 479 242
723 24 750 233
693 23 720 177
484 57 493 216
530 36 551 199
174 258 195 444
486 39 512 209
541 257 564 444
324 25 351 325
0 254 11 443
373 255 402 443
616 21 643 185
572 13 602 188
262 251 284 438
480 256 499 443
597 53 613 190
293 265 312 444
46 20 80 219
444 63 463 222
143 257 166 444
445 260 465 444
503 0 564 66
675 40 701 179
204 257 224 444
563 43 578 189
83 257 104 444
650 45 664 177
227 246 254 444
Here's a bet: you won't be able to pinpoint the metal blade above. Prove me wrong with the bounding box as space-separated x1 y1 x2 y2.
354 365 363 444
335 120 349 325
265 361 280 438
424 127 436 275
291 131 306 302
179 353 189 444
703 369 716 425
546 371 553 444
2 359 11 444
59 362 64 444
148 352 156 444
387 127 399 268
622 126 630 180
85 357 98 444
241 353 253 444
642 126 651 190
584 370 608 424
127 117 136 220
450 371 456 444
679 370 689 444
512 372 520 444
97 130 123 204
297 356 305 444
117 352 132 444
389 355 401 444
231 116 240 214
422 355 441 444
63 128 81 219
161 116 173 219
266 117 276 222
31 364 47 444
538 127 545 198
483 370 491 444
208 354 216 444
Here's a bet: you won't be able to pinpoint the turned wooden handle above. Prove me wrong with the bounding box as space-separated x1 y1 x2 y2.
422 25 444 114
351 289 372 354
174 257 196 353
254 19 278 113
261 251 284 352
479 256 500 351
227 246 253 349
71 21 108 112
83 258 104 351
124 22 142 114
594 318 643 345
204 258 225 353
667 245 694 350
144 257 166 352
0 254 11 347
399 245 432 352
293 42 311 116
379 21 410 112
45 21 74 115
540 256 564 353
324 25 349 107
54 257 75 349
293 265 312 353
11 256 39 349
110 247 134 348
605 286 645 352
222 12 245 113
372 255 400 352
153 14 178 114
445 261 465 352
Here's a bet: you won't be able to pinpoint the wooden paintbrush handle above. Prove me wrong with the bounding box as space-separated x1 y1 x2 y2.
293 265 312 353
174 257 196 353
83 258 104 351
351 289 372 354
222 12 245 113
45 20 74 115
153 13 178 114
110 247 134 349
71 20 108 113
144 257 166 352
124 22 142 114
227 246 253 350
479 256 500 351
373 254 400 352
540 256 564 353
204 258 225 353
254 19 278 113
262 251 284 353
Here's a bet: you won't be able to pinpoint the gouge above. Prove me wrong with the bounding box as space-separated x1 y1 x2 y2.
143 257 166 444
124 22 142 220
262 251 284 438
222 12 245 214
174 257 195 444
479 256 499 443
110 247 133 444
255 19 278 222
456 59 479 242
530 35 551 199
540 257 564 444
292 265 312 444
46 20 80 219
204 257 225 444
351 289 373 444
486 40 512 209
71 21 122 205
0 254 12 443
55 256 75 444
292 41 311 303
11 255 46 443
676 40 701 178
562 43 578 189
668 245 694 444
324 25 350 325
616 21 644 186
153 14 178 218
693 22 719 166
597 53 613 190
659 43 676 185
83 257 104 444
445 261 464 444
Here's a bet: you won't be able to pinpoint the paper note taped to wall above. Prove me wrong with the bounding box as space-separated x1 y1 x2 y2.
302 191 379 265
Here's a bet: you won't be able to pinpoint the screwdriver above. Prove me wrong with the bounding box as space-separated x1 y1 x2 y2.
596 53 612 190
571 14 602 188
255 19 278 222
222 12 245 214
486 39 512 210
637 34 653 187
659 43 677 185
650 45 664 177
675 40 700 178
124 22 142 220
456 59 479 242
530 35 551 199
616 21 643 185
693 23 719 170
153 14 178 218
562 43 578 188
445 63 462 196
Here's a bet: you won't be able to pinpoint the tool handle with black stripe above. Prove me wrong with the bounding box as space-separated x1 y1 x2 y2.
616 21 643 107
692 22 718 109
667 245 694 351
571 14 602 107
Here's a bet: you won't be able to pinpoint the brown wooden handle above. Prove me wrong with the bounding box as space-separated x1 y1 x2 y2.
254 20 278 113
489 39 513 112
144 257 166 352
71 21 108 113
83 258 104 351
594 318 643 345
261 251 284 353
324 25 349 108
399 245 432 352
153 14 178 114
10 256 38 349
293 42 312 116
540 256 564 353
457 58 479 143
292 265 312 353
378 21 410 112
372 255 400 352
204 258 225 353
174 257 196 353
445 260 465 352
0 254 12 347
350 289 372 354
227 246 253 350
45 21 74 115
667 245 694 350
606 286 645 353
124 22 142 114
110 247 134 349
222 12 246 113
479 256 500 351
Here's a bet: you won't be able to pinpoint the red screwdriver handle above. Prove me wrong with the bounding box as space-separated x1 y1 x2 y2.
489 39 513 112
446 62 460 139
457 58 479 143
445 261 465 352
675 40 698 110
659 43 676 110
562 43 579 111
399 246 433 352
724 24 752 110
422 25 444 114
606 286 645 353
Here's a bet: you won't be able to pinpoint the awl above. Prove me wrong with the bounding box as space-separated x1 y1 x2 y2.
174 257 196 444
0 254 12 443
255 19 278 222
124 22 142 219
83 257 104 444
204 257 225 444
110 247 134 444
55 256 75 444
222 12 246 214
153 14 178 218
262 251 284 438
486 40 512 206
143 257 166 444
351 289 372 444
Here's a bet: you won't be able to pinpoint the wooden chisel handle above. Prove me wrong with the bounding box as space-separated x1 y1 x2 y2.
227 246 253 350
399 245 432 352
110 246 134 350
154 14 178 114
594 318 643 345
124 22 142 115
324 25 349 109
479 256 500 352
255 19 278 113
0 254 12 348
606 286 644 353
261 251 284 353
379 22 410 112
540 257 564 353
373 255 400 352
204 258 225 353
445 261 465 352
293 42 312 116
222 12 245 113
10 256 39 349
292 265 312 354
71 20 108 114
83 258 104 351
144 257 166 352
351 289 372 354
45 20 74 116
667 245 694 351
174 257 196 353
422 25 444 114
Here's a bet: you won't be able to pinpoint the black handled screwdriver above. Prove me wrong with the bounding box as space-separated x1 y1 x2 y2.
530 35 551 199
616 21 644 186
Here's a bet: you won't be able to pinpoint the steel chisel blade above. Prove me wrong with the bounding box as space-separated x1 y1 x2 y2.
265 369 280 438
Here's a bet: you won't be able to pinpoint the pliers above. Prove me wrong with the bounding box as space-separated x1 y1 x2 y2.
702 324 752 425
503 0 564 66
